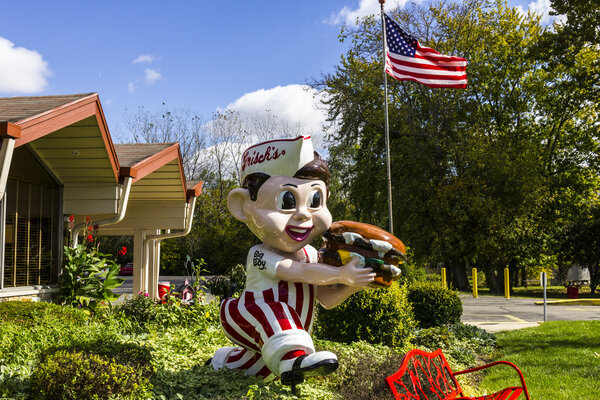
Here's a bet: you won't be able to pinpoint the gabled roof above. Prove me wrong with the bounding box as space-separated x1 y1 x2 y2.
0 93 95 122
0 93 203 203
1 93 120 181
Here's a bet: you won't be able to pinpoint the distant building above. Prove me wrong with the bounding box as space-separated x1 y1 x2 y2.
0 93 202 301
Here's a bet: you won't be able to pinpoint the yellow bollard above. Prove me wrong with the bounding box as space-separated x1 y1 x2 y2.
472 268 478 298
504 267 510 299
441 267 447 289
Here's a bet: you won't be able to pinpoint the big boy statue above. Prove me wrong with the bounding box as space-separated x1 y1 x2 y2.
208 136 375 386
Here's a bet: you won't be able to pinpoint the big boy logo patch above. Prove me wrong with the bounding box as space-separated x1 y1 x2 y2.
253 250 266 270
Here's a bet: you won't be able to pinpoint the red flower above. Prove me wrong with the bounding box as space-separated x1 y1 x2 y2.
85 216 91 223
87 226 93 231
86 234 93 243
68 215 74 223
118 246 127 256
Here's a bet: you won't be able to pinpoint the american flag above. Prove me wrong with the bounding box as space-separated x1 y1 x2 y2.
384 13 467 88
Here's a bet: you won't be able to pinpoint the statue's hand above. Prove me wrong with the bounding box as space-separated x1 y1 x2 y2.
338 257 376 287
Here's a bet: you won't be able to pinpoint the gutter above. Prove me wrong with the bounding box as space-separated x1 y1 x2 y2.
145 196 197 242
71 176 133 246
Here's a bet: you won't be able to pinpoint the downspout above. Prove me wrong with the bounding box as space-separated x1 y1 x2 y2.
144 197 197 299
71 176 133 247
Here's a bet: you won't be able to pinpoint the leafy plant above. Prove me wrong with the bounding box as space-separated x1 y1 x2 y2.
30 350 152 400
314 283 415 347
113 295 220 331
57 244 124 312
204 263 247 300
407 282 463 328
0 300 88 328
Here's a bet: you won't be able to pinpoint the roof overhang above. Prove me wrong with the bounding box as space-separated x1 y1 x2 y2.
0 122 21 139
12 93 119 181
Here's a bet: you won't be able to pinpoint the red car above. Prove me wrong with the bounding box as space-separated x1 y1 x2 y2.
120 262 134 276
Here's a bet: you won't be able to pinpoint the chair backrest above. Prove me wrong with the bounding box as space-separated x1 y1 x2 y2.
386 348 463 400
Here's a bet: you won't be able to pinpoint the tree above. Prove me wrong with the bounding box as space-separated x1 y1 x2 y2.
123 104 209 180
121 105 313 274
562 198 600 294
316 0 600 292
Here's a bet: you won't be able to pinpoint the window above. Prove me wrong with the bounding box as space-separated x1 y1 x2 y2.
2 146 60 289
3 179 58 287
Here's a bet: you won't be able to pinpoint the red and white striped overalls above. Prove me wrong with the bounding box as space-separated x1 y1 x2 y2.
216 244 317 378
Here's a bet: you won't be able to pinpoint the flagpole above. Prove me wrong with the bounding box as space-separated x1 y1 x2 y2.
379 0 394 235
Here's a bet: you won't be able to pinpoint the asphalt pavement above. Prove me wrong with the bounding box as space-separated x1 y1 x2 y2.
460 294 600 332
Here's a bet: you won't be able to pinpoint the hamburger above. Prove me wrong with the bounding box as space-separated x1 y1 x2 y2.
318 221 406 287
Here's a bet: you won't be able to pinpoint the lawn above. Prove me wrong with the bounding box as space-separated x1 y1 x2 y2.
479 320 600 399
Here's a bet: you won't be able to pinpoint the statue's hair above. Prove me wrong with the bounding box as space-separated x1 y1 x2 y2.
241 152 330 201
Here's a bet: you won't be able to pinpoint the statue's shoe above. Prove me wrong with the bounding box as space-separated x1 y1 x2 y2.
280 351 339 386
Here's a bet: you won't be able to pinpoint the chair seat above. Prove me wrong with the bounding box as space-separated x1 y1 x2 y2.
456 387 524 400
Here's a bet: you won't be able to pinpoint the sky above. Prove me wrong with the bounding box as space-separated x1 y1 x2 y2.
0 0 561 143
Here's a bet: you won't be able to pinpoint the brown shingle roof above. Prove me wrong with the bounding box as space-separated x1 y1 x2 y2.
114 143 175 167
0 93 95 122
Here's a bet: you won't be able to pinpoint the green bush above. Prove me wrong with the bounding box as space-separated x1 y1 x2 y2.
113 295 220 330
30 350 152 400
314 283 415 348
407 282 463 328
204 263 246 300
41 340 154 377
0 301 88 327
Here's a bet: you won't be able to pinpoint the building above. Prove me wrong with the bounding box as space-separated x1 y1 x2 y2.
0 93 202 301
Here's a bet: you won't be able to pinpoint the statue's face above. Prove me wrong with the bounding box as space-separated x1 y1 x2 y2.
243 175 331 253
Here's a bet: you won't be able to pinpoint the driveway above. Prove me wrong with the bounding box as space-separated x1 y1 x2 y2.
460 294 600 332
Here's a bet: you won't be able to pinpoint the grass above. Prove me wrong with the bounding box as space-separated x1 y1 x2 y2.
479 321 600 399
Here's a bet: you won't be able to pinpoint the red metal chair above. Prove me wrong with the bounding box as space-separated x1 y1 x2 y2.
386 348 530 400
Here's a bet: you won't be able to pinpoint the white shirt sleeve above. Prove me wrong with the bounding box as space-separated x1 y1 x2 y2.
247 245 283 281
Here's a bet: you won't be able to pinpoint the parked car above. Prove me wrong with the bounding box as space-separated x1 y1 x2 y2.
120 262 134 276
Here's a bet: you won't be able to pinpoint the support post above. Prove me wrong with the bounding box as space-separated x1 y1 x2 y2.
504 267 510 299
472 268 478 298
542 271 547 322
441 267 447 289
133 228 146 295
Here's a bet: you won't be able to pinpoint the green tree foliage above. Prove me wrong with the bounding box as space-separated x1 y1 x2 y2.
158 181 258 275
562 198 600 293
315 0 600 292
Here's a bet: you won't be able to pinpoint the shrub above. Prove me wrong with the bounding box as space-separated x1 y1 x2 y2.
41 340 154 377
0 301 88 327
314 283 415 348
30 350 152 400
204 263 246 300
113 295 220 330
407 282 463 328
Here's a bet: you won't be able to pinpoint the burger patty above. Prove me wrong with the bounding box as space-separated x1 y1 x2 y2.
322 231 406 262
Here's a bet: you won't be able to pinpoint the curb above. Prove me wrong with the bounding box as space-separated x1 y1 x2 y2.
534 299 600 306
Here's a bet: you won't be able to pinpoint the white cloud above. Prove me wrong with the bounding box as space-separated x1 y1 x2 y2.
132 54 155 64
127 82 136 93
144 68 161 84
327 0 416 26
516 0 565 25
223 84 330 150
0 37 51 93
